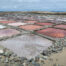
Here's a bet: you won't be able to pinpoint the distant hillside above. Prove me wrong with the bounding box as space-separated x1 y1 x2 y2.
28 11 66 15
0 11 66 15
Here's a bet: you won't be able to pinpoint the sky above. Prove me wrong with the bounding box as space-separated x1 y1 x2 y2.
0 0 66 11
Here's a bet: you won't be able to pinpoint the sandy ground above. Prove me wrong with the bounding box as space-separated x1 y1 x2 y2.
44 47 66 66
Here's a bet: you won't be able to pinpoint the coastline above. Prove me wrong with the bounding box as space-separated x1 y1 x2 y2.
0 11 66 15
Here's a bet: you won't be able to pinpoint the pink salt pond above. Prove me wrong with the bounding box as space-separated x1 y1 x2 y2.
24 20 37 24
19 25 43 31
35 22 53 26
36 28 66 38
0 29 20 38
0 21 16 24
54 25 66 29
8 22 27 26
0 34 52 59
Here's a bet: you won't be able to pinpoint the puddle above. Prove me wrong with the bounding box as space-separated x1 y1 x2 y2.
36 28 66 38
0 34 52 59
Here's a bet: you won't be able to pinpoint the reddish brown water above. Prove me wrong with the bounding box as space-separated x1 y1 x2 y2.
19 25 43 30
36 28 66 38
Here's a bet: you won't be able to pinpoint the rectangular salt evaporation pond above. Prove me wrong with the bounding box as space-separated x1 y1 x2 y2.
0 34 52 59
0 25 6 29
0 21 16 24
35 22 53 26
19 25 43 31
8 22 27 27
36 28 66 38
24 20 37 24
54 25 66 29
0 29 20 38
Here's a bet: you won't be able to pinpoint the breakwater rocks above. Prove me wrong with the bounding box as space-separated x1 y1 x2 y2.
42 38 66 56
0 37 66 66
